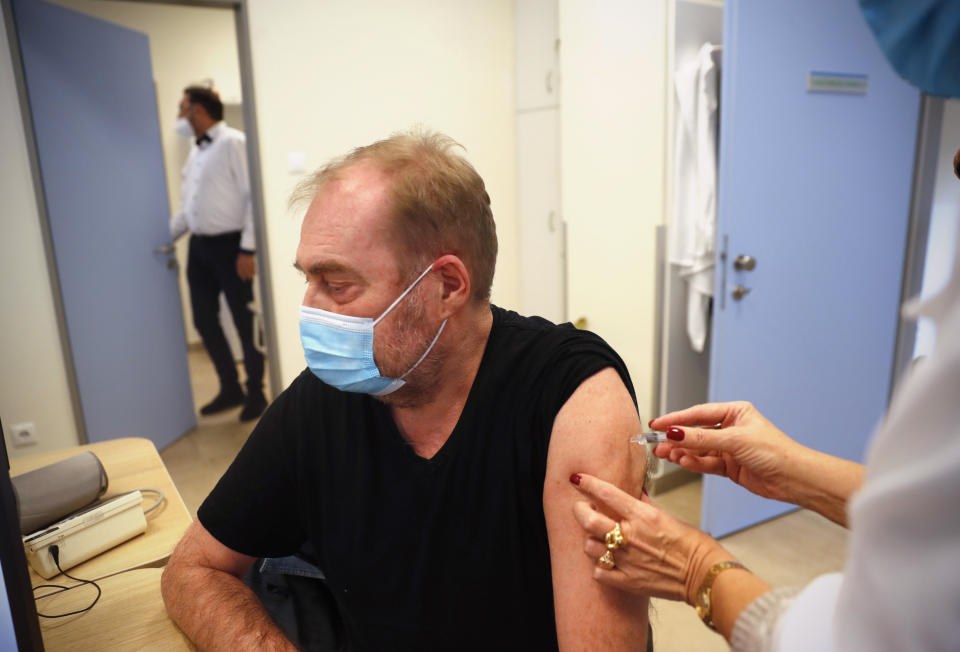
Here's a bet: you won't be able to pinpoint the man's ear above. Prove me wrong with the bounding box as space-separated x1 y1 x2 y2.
433 254 471 318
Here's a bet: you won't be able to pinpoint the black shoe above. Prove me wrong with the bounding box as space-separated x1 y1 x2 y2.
200 389 246 415
239 393 267 423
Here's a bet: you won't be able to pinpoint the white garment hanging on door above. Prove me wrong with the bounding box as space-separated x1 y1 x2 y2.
670 42 721 352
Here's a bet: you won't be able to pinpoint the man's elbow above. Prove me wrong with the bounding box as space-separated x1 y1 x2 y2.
162 524 225 614
160 556 185 617
160 540 203 617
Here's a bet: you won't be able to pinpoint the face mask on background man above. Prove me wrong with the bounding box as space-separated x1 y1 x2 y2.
175 116 194 140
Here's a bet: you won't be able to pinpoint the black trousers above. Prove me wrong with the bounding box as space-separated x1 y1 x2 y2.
186 232 263 396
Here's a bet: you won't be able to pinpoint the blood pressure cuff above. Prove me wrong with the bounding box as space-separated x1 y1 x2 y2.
11 452 108 534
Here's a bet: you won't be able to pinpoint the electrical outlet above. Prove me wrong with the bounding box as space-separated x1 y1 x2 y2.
10 422 38 447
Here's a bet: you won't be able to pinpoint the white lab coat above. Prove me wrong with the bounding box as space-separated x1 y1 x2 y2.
671 43 721 352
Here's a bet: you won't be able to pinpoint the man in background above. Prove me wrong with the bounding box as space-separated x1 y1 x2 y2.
170 85 265 422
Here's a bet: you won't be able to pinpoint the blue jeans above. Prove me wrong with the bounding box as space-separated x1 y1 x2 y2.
243 552 348 651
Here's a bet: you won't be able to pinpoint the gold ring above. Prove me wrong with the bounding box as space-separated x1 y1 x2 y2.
605 522 625 550
598 549 616 570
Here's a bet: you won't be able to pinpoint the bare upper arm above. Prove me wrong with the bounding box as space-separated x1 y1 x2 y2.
543 366 649 649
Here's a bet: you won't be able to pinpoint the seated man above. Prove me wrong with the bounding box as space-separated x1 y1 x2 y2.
161 130 650 650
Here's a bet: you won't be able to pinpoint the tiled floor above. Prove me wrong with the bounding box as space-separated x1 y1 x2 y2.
161 349 849 650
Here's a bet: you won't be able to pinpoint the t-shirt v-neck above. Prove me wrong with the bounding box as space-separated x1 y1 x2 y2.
375 315 499 468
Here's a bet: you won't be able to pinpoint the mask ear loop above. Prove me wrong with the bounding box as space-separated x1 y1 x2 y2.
373 263 435 325
399 320 447 380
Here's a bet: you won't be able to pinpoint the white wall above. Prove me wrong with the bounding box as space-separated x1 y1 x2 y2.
52 0 241 346
2 1 518 453
0 17 79 456
246 0 519 386
559 0 667 419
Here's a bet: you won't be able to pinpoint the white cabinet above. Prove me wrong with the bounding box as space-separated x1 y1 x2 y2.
515 0 559 111
515 0 565 321
517 109 565 321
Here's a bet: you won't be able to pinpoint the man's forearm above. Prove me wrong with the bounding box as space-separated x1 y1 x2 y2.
161 563 295 651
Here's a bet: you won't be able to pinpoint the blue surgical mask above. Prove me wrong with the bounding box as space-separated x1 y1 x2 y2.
299 264 447 395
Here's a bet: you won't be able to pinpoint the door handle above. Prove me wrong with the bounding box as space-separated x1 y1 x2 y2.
155 243 175 255
718 235 728 310
732 285 752 301
733 254 756 271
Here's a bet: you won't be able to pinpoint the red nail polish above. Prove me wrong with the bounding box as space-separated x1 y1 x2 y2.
648 419 655 428
569 473 582 486
642 487 649 497
667 427 685 441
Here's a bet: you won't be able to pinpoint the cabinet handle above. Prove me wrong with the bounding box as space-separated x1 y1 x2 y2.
546 70 553 94
548 210 556 233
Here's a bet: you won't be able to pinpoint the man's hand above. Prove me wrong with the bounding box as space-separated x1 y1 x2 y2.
236 253 256 281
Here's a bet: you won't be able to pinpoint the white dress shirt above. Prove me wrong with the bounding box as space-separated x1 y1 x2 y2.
169 121 255 251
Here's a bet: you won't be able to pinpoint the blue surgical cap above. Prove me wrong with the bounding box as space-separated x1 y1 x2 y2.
860 0 960 97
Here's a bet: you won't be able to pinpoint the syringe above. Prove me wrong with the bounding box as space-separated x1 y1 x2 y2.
629 432 668 444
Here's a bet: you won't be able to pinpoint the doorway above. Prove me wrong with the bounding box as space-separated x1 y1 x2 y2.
7 0 280 450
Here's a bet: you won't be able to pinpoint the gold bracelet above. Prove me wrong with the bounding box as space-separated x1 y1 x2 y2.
694 561 748 631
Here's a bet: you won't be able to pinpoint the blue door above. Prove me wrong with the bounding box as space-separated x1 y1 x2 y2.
704 0 920 536
13 0 196 449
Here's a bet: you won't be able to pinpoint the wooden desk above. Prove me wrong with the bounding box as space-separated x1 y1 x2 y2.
10 438 192 583
35 569 194 651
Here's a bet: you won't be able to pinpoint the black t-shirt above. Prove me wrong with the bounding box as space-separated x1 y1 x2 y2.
199 306 635 651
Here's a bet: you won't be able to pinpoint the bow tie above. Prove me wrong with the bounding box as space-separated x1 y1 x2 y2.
196 133 212 146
